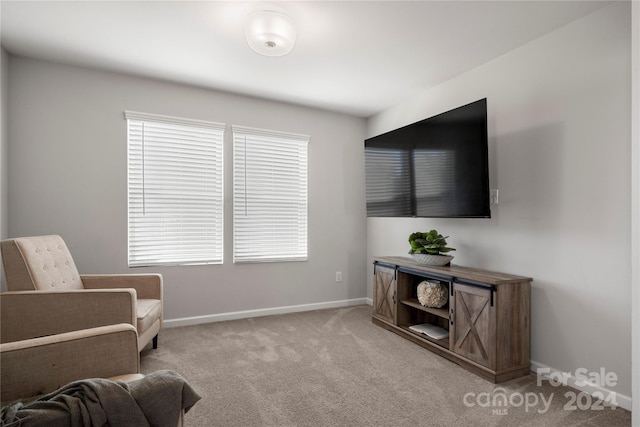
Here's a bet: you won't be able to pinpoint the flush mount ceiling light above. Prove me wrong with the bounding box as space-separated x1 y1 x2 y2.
244 10 296 57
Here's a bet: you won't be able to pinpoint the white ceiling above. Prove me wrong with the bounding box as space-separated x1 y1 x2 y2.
1 0 611 117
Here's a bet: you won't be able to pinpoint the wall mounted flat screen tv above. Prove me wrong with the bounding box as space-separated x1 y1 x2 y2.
365 98 490 218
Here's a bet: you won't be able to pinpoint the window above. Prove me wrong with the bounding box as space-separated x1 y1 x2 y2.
126 111 224 266
232 125 309 263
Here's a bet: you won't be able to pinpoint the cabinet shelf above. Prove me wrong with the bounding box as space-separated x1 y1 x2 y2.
400 298 448 319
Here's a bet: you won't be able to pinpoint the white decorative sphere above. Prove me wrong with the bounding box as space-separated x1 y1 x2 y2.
417 281 448 308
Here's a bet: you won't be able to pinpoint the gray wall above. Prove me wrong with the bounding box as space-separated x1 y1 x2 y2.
6 56 367 320
367 3 632 400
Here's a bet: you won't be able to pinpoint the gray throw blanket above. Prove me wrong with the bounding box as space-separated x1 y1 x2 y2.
0 370 201 427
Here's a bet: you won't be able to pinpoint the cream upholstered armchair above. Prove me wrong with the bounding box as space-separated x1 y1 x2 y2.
1 235 162 351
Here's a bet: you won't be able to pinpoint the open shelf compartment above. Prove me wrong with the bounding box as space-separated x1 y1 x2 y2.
396 271 452 349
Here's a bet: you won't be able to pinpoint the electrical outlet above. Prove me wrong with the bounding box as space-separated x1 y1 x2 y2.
335 271 343 282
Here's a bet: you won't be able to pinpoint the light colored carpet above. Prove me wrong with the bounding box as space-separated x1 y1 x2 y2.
141 305 631 426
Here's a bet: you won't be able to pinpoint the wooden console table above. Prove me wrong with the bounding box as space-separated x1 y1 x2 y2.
372 256 532 383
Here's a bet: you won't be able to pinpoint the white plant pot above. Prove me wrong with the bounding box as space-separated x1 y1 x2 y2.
411 253 454 266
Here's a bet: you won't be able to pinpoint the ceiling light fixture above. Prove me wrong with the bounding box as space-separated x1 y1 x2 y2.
244 10 296 57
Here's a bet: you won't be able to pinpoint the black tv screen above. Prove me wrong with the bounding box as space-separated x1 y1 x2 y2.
365 98 490 218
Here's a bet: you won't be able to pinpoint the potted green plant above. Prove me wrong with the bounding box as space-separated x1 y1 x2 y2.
408 230 456 266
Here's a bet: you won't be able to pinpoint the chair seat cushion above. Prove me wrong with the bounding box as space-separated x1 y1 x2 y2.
136 299 162 333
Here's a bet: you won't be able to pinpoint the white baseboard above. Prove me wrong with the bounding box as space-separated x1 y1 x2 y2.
163 297 371 329
530 360 632 411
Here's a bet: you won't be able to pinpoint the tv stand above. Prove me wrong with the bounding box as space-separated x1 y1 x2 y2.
372 256 532 383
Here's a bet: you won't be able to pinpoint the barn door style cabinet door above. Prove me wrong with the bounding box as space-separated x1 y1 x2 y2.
372 256 532 383
451 281 496 369
373 264 396 324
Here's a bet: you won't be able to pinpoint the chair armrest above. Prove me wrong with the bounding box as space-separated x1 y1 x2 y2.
0 290 136 342
0 323 139 404
81 273 162 300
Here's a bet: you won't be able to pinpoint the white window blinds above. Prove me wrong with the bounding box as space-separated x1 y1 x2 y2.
232 125 309 263
126 111 225 266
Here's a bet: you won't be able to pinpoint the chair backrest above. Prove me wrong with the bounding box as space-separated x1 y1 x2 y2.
1 235 83 291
